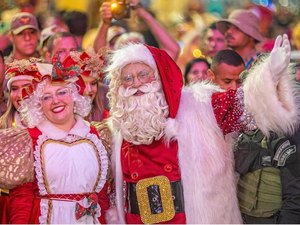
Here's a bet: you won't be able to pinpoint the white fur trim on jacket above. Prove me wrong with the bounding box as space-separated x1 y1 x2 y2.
110 131 126 224
243 59 300 136
165 82 242 224
105 206 120 224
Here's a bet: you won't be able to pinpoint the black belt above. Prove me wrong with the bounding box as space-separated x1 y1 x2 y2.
127 179 185 214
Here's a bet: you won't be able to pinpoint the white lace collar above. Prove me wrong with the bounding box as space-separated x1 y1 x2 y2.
36 115 90 139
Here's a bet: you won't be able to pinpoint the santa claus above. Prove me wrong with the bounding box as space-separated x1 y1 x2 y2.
105 34 298 224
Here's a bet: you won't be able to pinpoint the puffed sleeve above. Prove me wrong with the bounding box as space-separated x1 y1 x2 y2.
90 120 112 158
0 128 34 190
90 121 113 223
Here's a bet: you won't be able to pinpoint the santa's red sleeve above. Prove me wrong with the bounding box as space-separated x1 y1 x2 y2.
212 57 300 137
211 89 245 134
9 182 34 224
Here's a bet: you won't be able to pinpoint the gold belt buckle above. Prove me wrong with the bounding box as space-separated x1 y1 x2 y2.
136 175 175 224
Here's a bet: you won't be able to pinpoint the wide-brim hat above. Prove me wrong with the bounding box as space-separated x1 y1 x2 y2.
216 9 265 42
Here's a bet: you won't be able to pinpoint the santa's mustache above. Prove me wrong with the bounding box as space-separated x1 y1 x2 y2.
118 81 162 97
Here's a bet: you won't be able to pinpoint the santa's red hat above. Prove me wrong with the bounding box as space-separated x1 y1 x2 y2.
106 43 183 118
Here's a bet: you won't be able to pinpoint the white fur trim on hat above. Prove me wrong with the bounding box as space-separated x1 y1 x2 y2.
105 43 157 80
7 63 53 90
7 75 34 90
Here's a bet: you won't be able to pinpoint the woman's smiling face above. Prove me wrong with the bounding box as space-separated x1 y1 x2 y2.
40 82 75 129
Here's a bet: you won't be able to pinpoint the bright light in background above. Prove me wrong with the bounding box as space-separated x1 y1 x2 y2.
193 49 204 58
111 2 118 9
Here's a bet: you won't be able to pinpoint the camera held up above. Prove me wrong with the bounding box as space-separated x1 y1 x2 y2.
111 0 130 20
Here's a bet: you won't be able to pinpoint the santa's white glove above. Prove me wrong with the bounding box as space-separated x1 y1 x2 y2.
269 34 291 83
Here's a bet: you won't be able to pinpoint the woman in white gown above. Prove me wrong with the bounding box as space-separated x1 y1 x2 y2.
0 61 111 224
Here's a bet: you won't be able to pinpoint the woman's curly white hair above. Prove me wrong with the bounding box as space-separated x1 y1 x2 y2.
19 79 92 128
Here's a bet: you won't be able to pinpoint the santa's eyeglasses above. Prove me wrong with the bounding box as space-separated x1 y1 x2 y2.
121 69 154 86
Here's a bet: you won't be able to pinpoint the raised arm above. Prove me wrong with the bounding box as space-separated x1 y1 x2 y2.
243 34 299 136
93 2 112 52
212 34 299 136
269 34 291 84
130 0 180 60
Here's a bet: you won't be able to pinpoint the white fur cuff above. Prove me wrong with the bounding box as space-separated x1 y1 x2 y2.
243 59 299 136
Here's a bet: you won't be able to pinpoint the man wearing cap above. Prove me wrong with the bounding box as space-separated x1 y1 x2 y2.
216 9 265 69
39 25 68 61
6 12 40 63
106 34 298 224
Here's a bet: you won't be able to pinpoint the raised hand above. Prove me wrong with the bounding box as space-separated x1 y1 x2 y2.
269 34 291 82
99 2 113 25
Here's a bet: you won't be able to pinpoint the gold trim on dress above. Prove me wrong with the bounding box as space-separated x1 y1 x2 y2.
47 199 53 224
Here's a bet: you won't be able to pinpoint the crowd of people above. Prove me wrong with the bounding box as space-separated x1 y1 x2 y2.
0 0 300 224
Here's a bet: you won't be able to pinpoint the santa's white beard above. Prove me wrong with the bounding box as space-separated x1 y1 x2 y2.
111 81 169 145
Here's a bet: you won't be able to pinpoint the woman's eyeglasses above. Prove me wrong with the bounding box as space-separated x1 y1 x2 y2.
40 88 71 103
